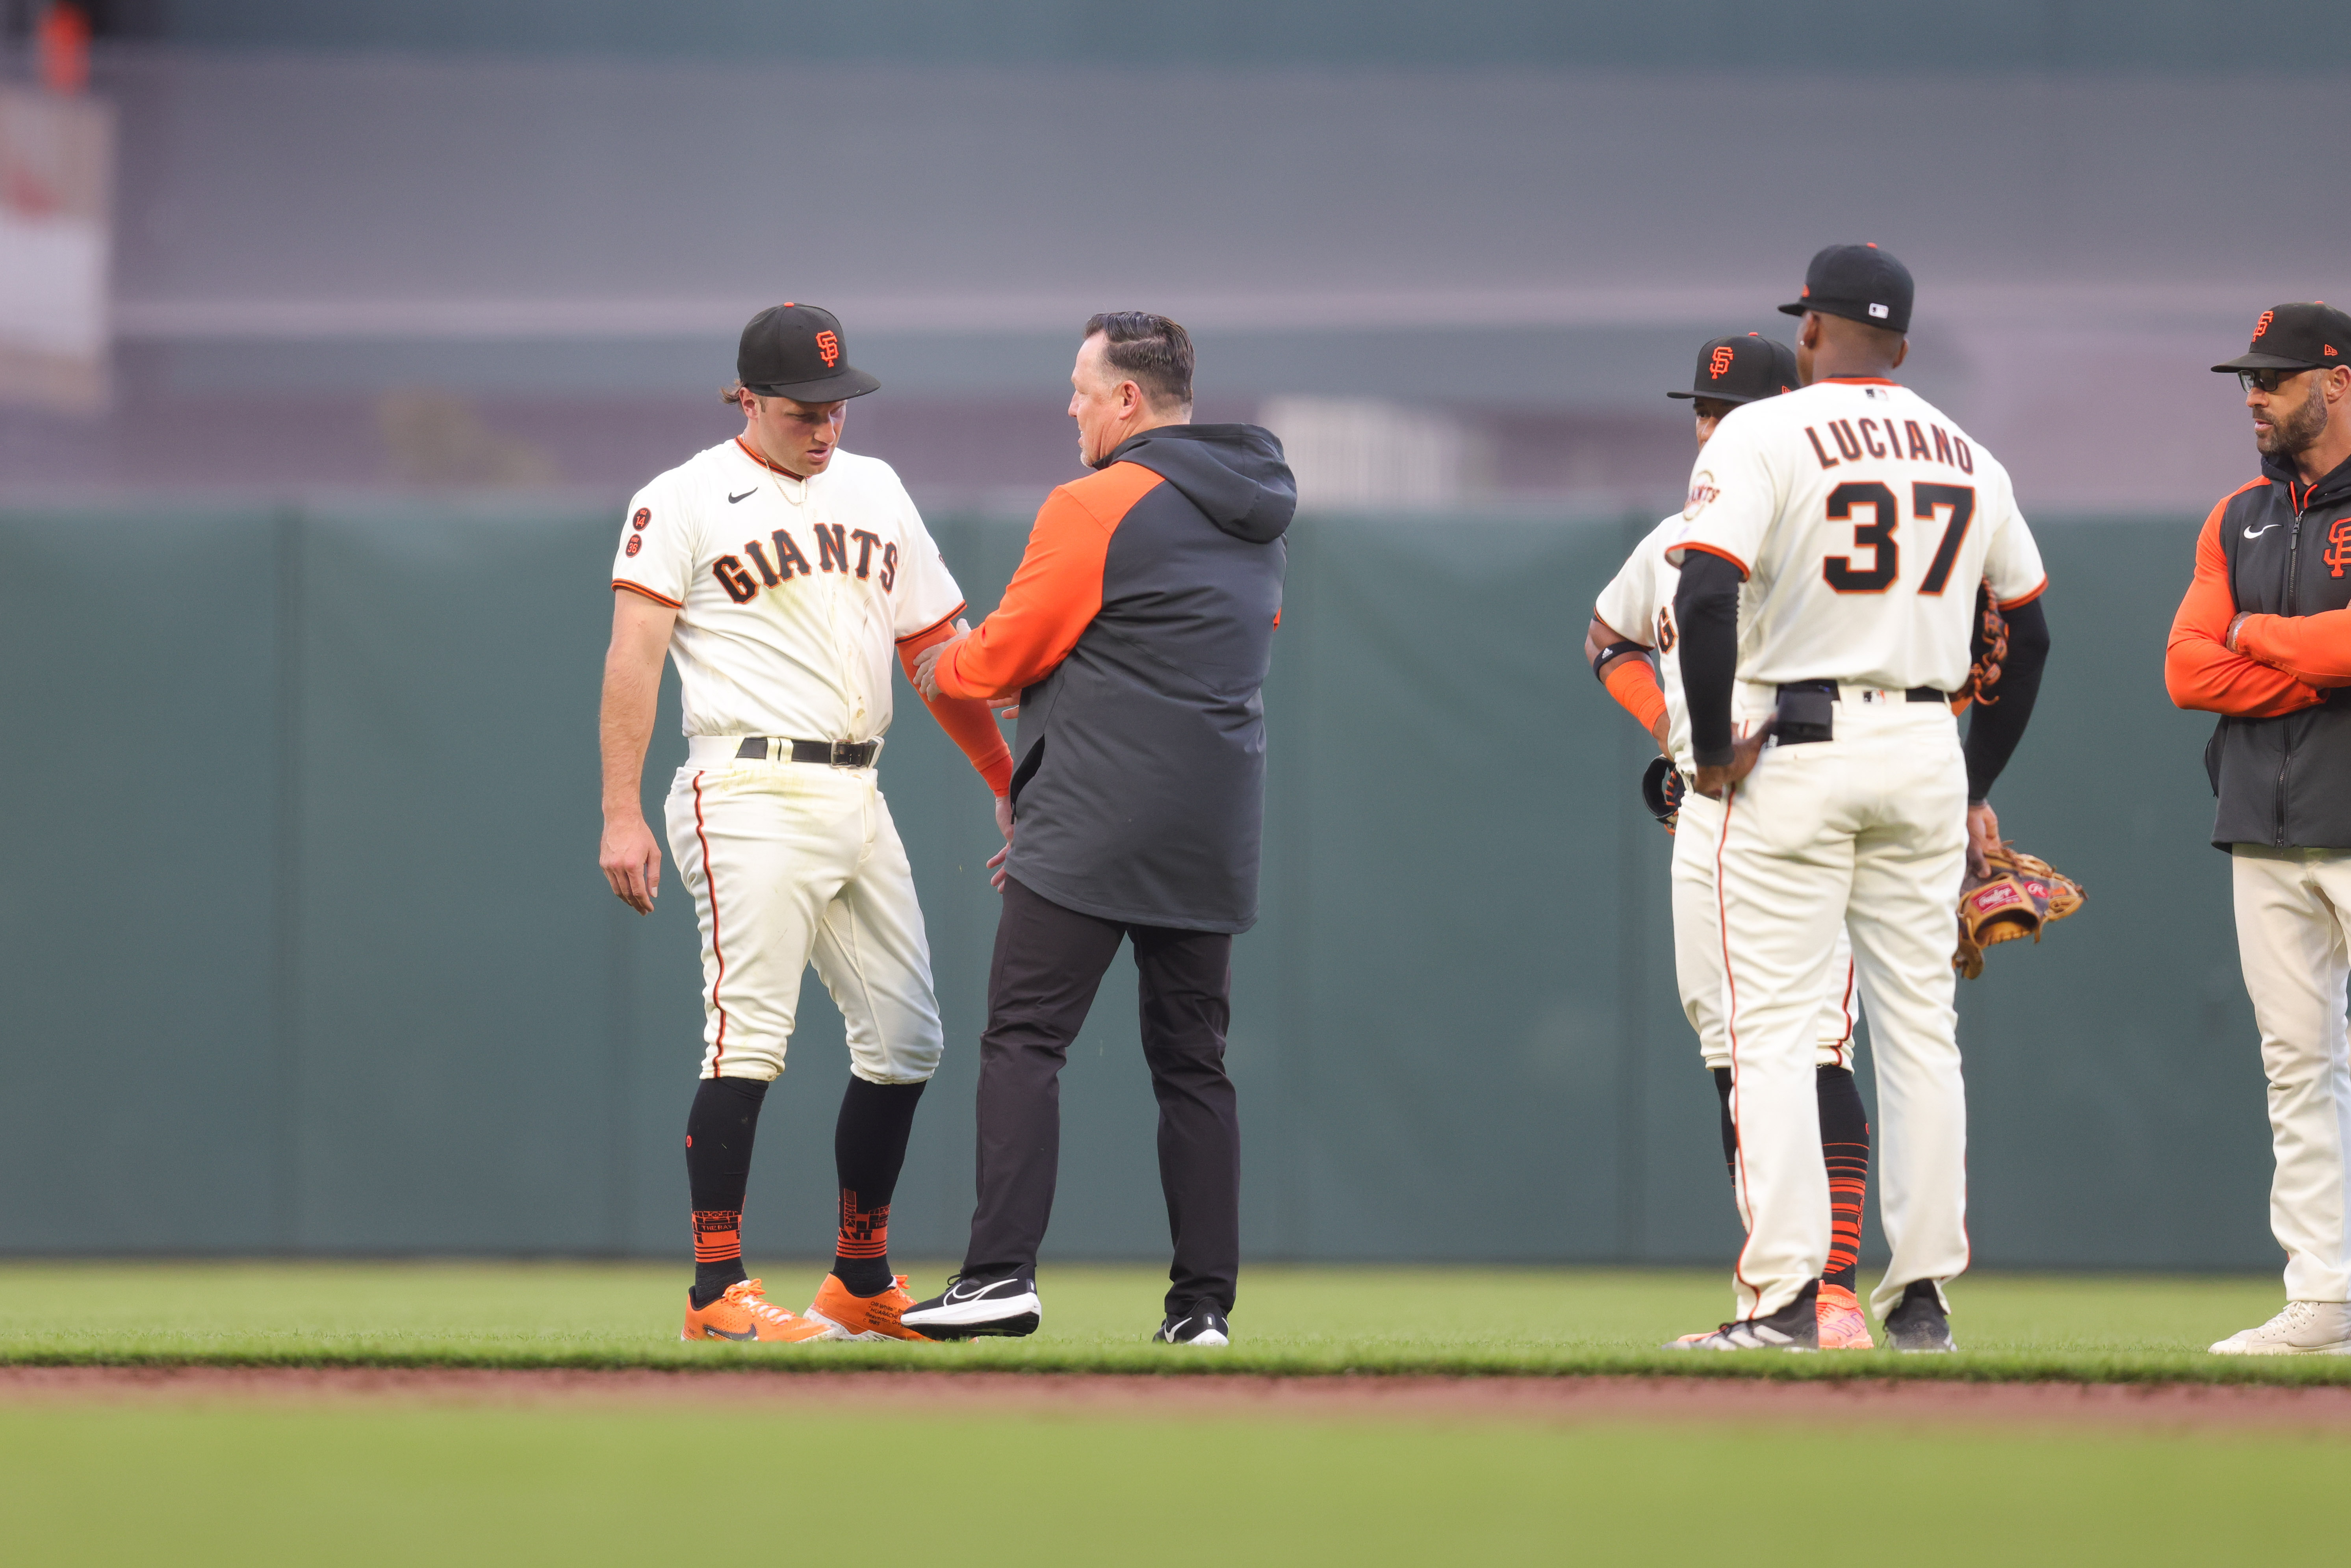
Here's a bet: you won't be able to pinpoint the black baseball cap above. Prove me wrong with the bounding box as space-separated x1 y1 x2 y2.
1667 333 1798 405
2211 302 2351 373
1779 243 1913 335
737 303 880 402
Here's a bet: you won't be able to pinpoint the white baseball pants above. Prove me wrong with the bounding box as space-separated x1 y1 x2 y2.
664 739 945 1085
1672 787 1860 1072
2230 845 2351 1303
1713 693 1971 1323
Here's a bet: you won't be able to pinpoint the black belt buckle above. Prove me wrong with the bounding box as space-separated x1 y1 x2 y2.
1774 683 1835 746
828 740 868 768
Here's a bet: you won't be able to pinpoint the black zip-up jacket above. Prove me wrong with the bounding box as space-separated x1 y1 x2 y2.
2181 451 2351 849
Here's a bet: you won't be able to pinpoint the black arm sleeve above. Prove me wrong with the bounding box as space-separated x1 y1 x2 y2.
1673 552 1745 768
1963 596 2050 802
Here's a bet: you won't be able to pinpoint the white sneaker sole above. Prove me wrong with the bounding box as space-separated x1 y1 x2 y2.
900 1290 1043 1335
2209 1337 2351 1355
800 1310 896 1343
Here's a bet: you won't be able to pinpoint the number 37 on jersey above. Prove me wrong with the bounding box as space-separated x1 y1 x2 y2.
1664 380 2045 693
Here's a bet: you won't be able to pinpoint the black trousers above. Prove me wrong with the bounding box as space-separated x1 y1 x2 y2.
963 876 1241 1315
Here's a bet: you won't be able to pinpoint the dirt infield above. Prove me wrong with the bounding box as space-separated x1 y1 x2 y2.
8 1365 2351 1428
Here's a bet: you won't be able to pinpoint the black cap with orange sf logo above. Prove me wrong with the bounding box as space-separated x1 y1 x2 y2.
2211 302 2351 374
1667 333 1797 405
738 303 881 402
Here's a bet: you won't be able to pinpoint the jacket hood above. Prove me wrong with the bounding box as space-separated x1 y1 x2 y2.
2258 447 2351 512
1106 423 1296 544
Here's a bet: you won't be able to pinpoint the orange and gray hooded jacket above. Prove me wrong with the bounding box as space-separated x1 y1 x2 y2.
935 424 1294 932
2166 448 2351 849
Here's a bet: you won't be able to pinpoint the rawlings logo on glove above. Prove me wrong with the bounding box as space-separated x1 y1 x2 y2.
1954 842 2085 979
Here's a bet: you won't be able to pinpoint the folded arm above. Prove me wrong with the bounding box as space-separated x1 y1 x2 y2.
2233 606 2351 689
2165 500 2325 716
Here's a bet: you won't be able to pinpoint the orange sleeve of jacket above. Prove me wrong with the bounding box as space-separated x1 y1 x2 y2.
2164 490 2326 717
935 469 1161 701
2233 606 2351 689
896 621 1015 795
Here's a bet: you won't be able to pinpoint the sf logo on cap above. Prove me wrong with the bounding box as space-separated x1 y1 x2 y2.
1709 347 1735 379
2255 310 2275 340
816 330 841 367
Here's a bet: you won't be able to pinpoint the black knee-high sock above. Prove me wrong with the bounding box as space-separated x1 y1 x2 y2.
686 1076 769 1309
1817 1065 1870 1294
1711 1067 1736 1182
833 1077 926 1296
1714 1065 1872 1292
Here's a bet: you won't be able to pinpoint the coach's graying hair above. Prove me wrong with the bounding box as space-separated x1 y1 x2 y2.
1084 312 1194 409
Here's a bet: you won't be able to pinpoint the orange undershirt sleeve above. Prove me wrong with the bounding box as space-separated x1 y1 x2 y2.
2164 497 2325 717
896 622 1014 796
934 484 1120 701
1601 656 1668 735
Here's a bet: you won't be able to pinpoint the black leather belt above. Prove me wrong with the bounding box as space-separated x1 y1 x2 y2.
1774 681 1948 746
735 737 878 767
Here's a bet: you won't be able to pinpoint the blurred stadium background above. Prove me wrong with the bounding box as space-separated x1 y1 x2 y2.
1 1 2343 1271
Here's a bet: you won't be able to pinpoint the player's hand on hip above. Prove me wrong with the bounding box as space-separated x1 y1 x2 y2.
600 814 663 914
1966 800 2001 879
988 794 1015 891
1692 719 1772 801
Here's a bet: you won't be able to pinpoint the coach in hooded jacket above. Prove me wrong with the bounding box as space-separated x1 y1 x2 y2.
904 312 1294 1344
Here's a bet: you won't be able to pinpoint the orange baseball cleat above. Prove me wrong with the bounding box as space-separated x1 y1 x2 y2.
1816 1283 1876 1350
803 1273 933 1342
681 1279 839 1343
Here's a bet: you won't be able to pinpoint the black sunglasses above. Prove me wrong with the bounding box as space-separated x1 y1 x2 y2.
2238 367 2317 394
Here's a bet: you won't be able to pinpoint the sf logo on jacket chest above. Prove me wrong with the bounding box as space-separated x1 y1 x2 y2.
712 522 900 603
2329 517 2351 579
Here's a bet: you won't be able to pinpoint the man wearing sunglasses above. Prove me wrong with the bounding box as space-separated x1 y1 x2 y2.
2167 302 2351 1355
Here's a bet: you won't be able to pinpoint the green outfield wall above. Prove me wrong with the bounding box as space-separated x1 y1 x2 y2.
0 504 2275 1273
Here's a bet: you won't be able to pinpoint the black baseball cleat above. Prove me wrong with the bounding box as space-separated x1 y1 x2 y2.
1664 1279 1820 1351
1154 1302 1230 1347
1882 1279 1957 1353
900 1272 1041 1339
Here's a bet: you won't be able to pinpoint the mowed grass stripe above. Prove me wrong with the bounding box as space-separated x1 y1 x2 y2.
2 1261 2343 1383
4 1402 2347 1567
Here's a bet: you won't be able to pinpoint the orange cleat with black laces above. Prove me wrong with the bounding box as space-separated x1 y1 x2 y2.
803 1273 932 1341
1816 1282 1875 1350
681 1279 839 1343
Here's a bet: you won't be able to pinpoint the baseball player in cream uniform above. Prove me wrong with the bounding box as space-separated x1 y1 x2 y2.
599 304 1013 1344
1588 332 1874 1351
1664 246 2052 1351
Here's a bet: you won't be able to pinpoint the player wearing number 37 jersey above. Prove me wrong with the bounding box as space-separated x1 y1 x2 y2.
1664 244 2050 1351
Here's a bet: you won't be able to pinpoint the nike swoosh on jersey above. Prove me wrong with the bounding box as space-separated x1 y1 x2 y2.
2245 523 2282 538
728 488 757 503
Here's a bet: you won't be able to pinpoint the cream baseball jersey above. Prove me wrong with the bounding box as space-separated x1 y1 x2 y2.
612 438 967 741
1665 378 2046 692
1592 515 1694 769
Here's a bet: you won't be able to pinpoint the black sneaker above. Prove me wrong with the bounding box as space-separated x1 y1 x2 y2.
1663 1279 1820 1351
900 1272 1040 1339
1154 1302 1230 1347
1882 1279 1956 1353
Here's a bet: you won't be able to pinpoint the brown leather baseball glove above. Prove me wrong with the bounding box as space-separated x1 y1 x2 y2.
1951 578 2009 717
1954 842 2085 980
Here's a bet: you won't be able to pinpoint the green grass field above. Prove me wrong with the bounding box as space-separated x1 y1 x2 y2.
5 1263 2347 1566
0 1258 2341 1382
